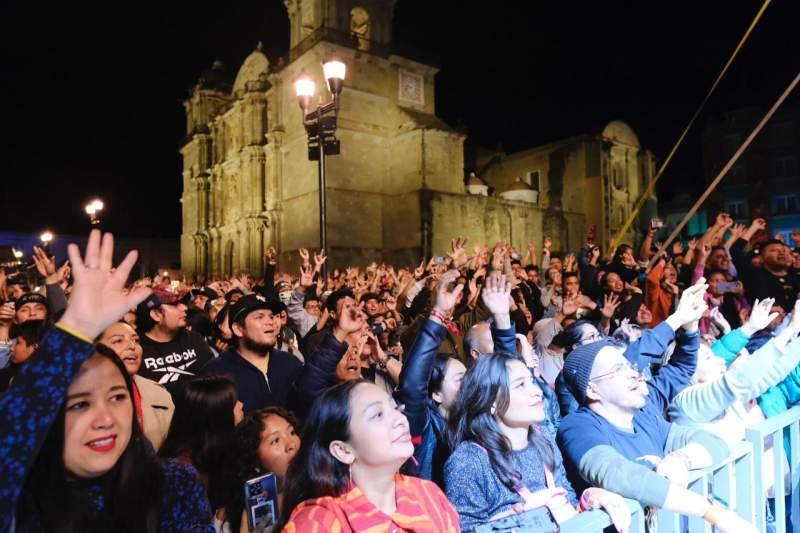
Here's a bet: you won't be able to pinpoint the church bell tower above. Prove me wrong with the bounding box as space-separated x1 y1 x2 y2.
283 0 396 50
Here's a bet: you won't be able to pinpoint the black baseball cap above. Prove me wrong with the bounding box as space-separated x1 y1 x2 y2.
16 293 49 311
229 294 284 324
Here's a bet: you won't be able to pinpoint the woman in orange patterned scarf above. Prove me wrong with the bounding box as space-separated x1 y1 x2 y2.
280 379 460 532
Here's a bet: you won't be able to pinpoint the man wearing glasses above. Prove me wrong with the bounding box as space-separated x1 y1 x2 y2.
556 279 756 532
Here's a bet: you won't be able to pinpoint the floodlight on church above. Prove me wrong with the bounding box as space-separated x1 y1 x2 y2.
294 73 316 114
322 59 346 96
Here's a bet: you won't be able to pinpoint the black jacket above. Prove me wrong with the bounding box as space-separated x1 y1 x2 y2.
731 237 799 310
396 317 526 487
201 347 303 414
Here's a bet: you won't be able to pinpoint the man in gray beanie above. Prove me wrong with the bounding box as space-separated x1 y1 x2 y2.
557 278 755 532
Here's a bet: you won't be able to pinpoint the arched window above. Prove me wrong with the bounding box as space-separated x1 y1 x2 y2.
612 163 625 190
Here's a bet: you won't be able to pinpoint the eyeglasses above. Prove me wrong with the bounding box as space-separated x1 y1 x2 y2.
590 361 640 382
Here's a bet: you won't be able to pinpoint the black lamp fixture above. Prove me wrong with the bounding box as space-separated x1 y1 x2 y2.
294 58 347 285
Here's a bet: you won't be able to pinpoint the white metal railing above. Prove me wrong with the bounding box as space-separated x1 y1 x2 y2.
746 404 800 532
656 440 755 532
473 415 800 533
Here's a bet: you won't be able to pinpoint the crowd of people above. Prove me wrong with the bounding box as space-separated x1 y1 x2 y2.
0 213 799 532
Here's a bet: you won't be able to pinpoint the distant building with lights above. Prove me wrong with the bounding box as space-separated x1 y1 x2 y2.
701 101 800 247
180 0 658 276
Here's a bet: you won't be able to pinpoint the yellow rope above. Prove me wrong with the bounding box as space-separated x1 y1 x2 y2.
610 0 772 251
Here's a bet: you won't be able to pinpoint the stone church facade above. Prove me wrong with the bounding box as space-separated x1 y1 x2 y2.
180 0 656 277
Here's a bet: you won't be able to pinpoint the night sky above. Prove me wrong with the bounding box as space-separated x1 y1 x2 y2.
1 0 797 238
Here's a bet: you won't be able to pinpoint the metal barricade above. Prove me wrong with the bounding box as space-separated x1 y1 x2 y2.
561 498 645 533
656 440 755 532
746 405 800 532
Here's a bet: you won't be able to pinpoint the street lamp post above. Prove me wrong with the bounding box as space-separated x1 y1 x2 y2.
294 59 346 286
85 198 104 225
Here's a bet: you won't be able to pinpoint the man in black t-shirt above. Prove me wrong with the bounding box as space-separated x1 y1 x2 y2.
136 289 213 394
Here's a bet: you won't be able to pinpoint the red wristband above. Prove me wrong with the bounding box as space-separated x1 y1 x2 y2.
430 309 448 323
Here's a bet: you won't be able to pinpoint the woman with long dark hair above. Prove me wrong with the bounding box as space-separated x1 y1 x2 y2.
221 407 300 532
280 380 459 532
445 351 630 531
159 375 243 511
0 230 213 532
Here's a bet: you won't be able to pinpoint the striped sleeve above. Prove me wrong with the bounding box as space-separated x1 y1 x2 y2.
283 499 344 533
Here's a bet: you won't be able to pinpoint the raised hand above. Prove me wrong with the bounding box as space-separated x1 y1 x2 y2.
585 225 597 245
0 302 14 327
709 307 732 335
543 236 552 251
56 260 71 285
299 263 314 289
481 271 512 328
313 250 327 272
562 296 579 317
671 241 684 256
491 240 508 270
715 212 733 228
58 230 151 340
742 298 778 335
668 277 709 332
750 218 767 232
565 253 576 272
265 246 277 265
624 281 642 295
298 248 310 266
729 224 746 240
776 300 800 347
448 236 469 268
413 260 425 280
32 246 57 283
333 297 365 341
432 269 464 317
601 293 620 320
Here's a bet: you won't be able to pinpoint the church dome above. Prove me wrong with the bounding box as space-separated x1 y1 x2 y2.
503 179 533 192
466 172 489 196
233 43 270 95
197 60 232 93
500 179 538 203
602 120 640 147
467 172 486 186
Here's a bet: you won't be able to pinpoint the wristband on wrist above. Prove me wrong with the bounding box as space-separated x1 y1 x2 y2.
702 498 725 525
430 309 448 323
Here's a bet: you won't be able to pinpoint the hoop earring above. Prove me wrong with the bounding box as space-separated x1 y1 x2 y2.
348 461 354 489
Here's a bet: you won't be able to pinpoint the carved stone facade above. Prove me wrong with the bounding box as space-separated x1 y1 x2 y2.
475 121 658 251
180 1 656 277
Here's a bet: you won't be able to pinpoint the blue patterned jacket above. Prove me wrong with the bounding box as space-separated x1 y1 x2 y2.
0 326 214 532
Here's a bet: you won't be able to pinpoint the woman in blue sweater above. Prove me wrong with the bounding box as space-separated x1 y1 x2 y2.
0 230 214 532
444 350 630 531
